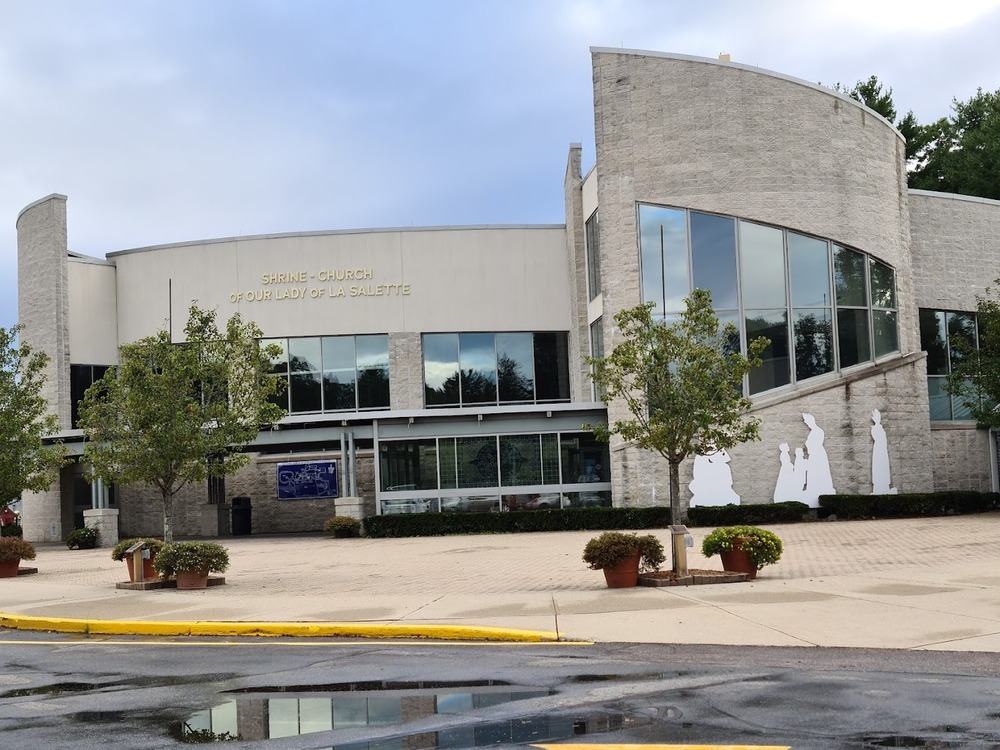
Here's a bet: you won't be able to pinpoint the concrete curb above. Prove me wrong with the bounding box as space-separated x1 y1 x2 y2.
0 613 569 643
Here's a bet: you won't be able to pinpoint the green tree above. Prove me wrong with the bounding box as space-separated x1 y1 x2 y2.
79 305 284 541
945 280 1000 426
909 88 1000 200
0 326 65 508
587 290 768 526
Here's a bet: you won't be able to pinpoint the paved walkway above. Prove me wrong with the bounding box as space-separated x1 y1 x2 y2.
2 514 1000 649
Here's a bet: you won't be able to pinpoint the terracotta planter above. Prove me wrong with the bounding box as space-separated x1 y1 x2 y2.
719 538 757 580
175 570 210 590
0 559 20 578
601 550 641 588
124 555 159 582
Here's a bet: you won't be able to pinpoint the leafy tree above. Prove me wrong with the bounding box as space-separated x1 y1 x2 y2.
79 305 284 541
945 280 1000 426
587 290 768 526
0 326 65 508
839 75 897 123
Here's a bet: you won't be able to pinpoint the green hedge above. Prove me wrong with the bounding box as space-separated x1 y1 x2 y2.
819 491 1000 519
0 524 23 538
686 501 809 527
363 506 675 538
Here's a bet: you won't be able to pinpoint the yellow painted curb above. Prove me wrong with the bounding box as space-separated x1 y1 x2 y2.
0 612 563 642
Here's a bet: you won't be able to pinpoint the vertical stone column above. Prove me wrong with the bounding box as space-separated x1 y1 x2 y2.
83 508 120 547
563 144 591 402
17 195 71 542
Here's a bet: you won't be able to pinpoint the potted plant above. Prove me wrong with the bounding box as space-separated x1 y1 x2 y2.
153 541 230 590
0 537 36 578
323 516 362 538
111 537 166 581
583 531 665 588
701 525 783 580
66 526 99 550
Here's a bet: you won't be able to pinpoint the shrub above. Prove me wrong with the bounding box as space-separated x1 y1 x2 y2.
0 536 36 562
819 491 1000 519
0 524 23 538
582 531 665 572
323 516 362 538
701 525 783 570
66 526 99 550
687 501 809 527
111 537 166 561
153 542 230 579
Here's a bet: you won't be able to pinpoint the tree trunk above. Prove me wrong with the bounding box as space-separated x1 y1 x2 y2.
668 459 682 526
162 490 173 543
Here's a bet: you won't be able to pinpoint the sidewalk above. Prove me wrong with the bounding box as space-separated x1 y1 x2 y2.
2 514 1000 650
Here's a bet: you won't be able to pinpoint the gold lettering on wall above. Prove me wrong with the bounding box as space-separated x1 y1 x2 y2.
229 268 411 304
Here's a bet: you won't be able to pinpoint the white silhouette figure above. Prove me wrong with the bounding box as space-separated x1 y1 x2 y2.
871 409 898 495
802 413 835 507
773 442 804 503
689 449 741 506
792 447 809 500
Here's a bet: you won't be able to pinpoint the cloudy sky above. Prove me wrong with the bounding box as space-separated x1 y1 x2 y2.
3 0 1000 330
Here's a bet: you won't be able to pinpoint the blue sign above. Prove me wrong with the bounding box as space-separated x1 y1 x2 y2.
277 460 338 500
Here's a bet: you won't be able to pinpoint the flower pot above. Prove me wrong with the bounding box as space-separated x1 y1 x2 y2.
0 559 20 578
719 538 757 580
124 554 159 582
601 550 641 588
175 570 210 590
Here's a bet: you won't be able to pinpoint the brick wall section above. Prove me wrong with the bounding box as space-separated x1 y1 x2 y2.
16 195 72 541
118 453 377 537
590 50 934 510
563 144 592 401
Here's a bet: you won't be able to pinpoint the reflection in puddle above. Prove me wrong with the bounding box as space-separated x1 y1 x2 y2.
1 682 100 698
174 686 553 743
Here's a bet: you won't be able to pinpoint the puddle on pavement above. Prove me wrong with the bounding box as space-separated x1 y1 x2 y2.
169 680 649 745
863 735 963 747
1 682 101 698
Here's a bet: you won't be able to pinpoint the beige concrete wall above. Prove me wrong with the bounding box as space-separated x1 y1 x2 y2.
110 226 569 344
929 425 992 492
590 49 934 510
68 259 119 364
909 190 1000 310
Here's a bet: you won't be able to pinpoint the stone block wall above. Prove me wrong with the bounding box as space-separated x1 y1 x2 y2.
389 331 423 409
930 426 992 492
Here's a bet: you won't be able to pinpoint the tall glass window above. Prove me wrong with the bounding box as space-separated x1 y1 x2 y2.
590 317 605 402
70 364 111 428
919 309 978 420
637 203 899 396
585 210 601 301
424 332 569 407
265 334 390 414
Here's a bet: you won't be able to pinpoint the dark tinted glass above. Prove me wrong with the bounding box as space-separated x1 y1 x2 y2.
496 333 534 402
379 439 437 491
746 310 790 394
869 260 897 309
533 332 570 401
947 312 977 369
323 371 356 410
357 367 389 409
500 434 543 486
834 246 866 307
288 337 322 373
927 378 952 421
793 309 834 380
586 211 601 301
872 310 899 358
459 333 497 404
560 432 610 484
424 334 459 406
690 212 738 309
264 338 288 375
919 309 949 375
290 371 322 413
456 436 499 488
838 308 871 367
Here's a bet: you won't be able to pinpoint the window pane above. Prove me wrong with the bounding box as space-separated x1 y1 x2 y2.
872 310 899 358
533 332 570 401
690 212 738 310
439 438 457 489
459 333 497 404
838 308 871 367
500 434 543 486
739 221 785 309
947 312 978 369
456 436 499 488
333 696 368 728
323 370 356 410
541 433 560 484
264 338 288 375
357 366 389 409
321 336 355 371
952 388 974 420
268 374 289 411
424 334 459 406
299 698 332 734
788 233 832 308
367 696 402 726
834 245 866 307
793 309 834 381
560 433 610 484
919 309 949 375
928 377 952 421
268 698 299 739
590 317 605 401
746 310 790 394
288 337 322 373
585 210 601 301
496 333 534 403
869 260 897 309
379 439 438 491
638 204 688 314
356 334 389 369
290 372 322 412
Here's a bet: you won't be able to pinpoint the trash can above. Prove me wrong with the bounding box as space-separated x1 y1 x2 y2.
231 496 252 536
